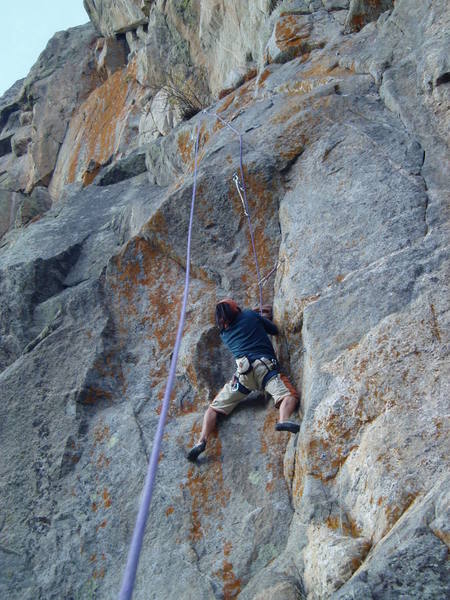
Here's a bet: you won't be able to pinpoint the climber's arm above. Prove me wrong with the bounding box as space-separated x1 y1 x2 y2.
259 315 279 336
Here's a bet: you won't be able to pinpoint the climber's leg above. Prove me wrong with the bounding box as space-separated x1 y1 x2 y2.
266 373 301 434
187 378 248 461
279 393 298 421
199 406 219 443
187 407 220 461
273 394 299 433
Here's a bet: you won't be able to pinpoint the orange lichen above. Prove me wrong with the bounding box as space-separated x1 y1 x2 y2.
214 541 241 600
350 543 371 573
181 426 230 544
297 61 351 80
102 488 112 509
221 561 241 599
82 162 101 187
65 58 143 188
145 209 168 236
431 527 450 547
175 123 211 171
94 425 111 444
274 14 311 54
348 519 363 539
433 418 443 437
430 304 442 342
217 79 258 121
82 387 113 405
325 515 340 531
177 130 194 167
384 492 419 526
92 567 106 579
266 481 275 493
275 130 308 163
237 78 256 100
349 14 366 31
271 84 333 127
325 515 363 538
213 118 226 133
165 506 174 517
106 230 215 418
197 123 211 164
291 441 307 500
109 237 184 354
218 87 237 100
96 520 107 532
258 67 272 86
218 68 257 103
96 453 110 469
244 68 257 83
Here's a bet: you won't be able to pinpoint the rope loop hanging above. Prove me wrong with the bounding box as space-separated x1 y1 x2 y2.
203 108 264 315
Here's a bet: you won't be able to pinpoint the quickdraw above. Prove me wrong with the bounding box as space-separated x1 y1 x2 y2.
232 172 249 217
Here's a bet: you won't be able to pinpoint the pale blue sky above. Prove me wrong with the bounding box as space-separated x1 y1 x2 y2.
0 0 89 97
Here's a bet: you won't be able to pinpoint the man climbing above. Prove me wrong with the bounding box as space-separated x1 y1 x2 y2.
187 298 301 461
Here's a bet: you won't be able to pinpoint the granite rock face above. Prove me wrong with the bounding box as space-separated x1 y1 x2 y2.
0 1 449 599
0 24 102 226
345 0 394 32
84 0 149 36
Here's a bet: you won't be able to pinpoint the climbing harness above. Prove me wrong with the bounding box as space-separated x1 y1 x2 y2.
119 111 266 599
231 373 251 395
258 356 280 388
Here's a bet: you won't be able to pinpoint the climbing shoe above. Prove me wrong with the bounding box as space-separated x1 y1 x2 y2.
275 421 300 434
187 440 206 461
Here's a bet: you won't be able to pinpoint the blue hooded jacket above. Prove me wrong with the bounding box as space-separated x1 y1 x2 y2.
220 309 278 362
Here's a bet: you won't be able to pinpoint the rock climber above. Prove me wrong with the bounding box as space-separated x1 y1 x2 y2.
187 298 301 461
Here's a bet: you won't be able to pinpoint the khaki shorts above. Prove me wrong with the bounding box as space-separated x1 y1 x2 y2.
210 358 299 415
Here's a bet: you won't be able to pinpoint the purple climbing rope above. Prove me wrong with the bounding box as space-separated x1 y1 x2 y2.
202 109 264 315
119 109 264 599
118 124 202 600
